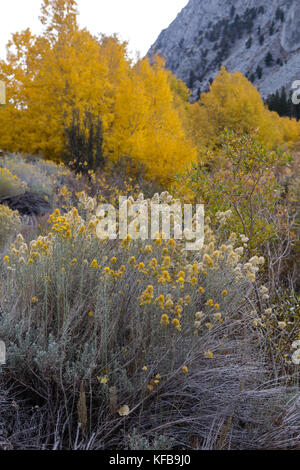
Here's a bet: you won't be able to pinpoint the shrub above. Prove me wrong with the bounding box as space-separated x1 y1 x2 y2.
261 293 300 376
0 204 21 248
64 108 105 175
0 167 28 200
0 192 298 449
0 154 54 198
175 131 292 251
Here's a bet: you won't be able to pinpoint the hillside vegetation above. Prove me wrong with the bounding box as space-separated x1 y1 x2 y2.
0 1 299 185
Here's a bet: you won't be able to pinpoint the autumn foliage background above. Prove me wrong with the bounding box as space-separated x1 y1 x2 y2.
0 0 299 184
0 0 299 450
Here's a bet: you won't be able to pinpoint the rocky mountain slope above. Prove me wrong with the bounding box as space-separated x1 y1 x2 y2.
148 0 300 101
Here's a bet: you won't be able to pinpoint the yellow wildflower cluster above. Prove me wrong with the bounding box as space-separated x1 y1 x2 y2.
158 269 171 284
139 285 154 306
0 204 21 247
49 207 86 239
0 189 271 398
8 232 54 265
121 234 132 249
149 258 158 270
90 259 99 269
147 374 162 392
160 314 170 327
155 295 165 310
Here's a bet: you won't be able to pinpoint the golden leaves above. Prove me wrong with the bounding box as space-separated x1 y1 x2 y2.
190 66 299 151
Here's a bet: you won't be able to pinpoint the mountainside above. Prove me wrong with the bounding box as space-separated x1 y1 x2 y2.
148 0 300 101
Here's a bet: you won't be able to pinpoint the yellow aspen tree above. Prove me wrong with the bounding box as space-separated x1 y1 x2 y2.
191 67 299 150
108 56 197 184
0 1 112 159
0 0 196 183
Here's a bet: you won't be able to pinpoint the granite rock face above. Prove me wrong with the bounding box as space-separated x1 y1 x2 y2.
148 0 300 101
282 1 300 53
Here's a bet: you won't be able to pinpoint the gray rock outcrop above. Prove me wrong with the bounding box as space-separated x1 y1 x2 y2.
148 0 300 101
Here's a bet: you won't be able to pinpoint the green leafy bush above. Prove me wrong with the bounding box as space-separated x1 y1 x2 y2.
176 130 292 251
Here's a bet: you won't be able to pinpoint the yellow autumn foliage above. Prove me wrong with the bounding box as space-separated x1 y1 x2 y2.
189 67 300 150
0 2 299 185
107 56 197 183
0 0 196 185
